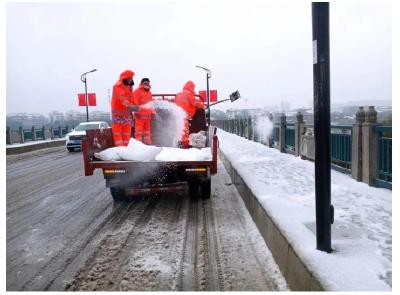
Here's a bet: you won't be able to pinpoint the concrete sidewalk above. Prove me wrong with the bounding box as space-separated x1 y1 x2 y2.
6 139 66 155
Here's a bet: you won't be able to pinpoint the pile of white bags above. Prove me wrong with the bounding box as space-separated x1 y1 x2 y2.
94 138 211 162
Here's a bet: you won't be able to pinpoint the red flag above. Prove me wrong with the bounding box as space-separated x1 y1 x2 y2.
199 91 206 103
88 93 96 106
210 90 218 102
77 93 97 106
78 94 86 106
199 90 218 103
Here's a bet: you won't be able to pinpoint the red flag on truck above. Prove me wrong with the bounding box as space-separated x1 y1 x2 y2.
78 93 97 106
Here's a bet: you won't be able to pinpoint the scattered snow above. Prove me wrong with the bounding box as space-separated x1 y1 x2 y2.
217 130 391 291
145 100 187 147
254 115 273 140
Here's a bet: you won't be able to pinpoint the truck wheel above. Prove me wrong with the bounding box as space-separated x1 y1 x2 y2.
200 180 211 199
67 147 74 152
188 181 200 199
110 187 126 202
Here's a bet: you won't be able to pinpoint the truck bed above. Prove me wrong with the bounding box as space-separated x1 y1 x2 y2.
82 127 218 176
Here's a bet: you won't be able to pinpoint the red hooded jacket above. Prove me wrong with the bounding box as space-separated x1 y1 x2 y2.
111 70 134 119
132 83 155 117
175 81 204 118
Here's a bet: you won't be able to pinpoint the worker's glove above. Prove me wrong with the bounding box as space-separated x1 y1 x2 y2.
128 106 140 112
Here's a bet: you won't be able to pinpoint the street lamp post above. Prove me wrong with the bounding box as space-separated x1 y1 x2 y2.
195 65 212 126
80 69 97 122
312 2 333 253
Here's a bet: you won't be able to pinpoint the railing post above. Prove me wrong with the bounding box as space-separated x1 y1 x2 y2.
279 113 286 153
58 125 62 138
42 125 46 140
351 107 365 181
248 117 253 141
268 114 273 147
6 126 11 145
19 126 24 143
362 106 378 186
295 112 305 156
51 126 55 139
31 126 37 141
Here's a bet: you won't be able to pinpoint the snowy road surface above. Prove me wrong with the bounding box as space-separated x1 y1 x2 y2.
6 146 288 291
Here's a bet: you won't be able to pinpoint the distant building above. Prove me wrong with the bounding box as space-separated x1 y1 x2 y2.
6 113 48 128
91 111 111 124
48 111 65 124
280 101 290 112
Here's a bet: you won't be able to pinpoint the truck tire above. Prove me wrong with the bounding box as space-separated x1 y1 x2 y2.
188 181 200 199
110 187 126 202
67 147 74 152
200 179 211 199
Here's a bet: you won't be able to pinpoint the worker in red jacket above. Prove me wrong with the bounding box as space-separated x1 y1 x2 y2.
175 81 205 148
132 78 155 145
111 70 135 146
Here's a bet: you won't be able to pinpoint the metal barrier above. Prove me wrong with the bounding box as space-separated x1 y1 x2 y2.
211 113 392 190
272 124 280 147
285 123 295 153
373 126 392 189
6 125 69 145
35 129 45 140
330 125 352 173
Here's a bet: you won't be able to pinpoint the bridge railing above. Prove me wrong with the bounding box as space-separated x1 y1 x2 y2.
212 106 391 190
373 126 392 189
6 125 71 145
330 125 352 174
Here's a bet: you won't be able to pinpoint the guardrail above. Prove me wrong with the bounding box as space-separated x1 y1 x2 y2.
212 106 391 190
373 126 392 189
6 125 71 145
285 123 295 153
330 125 352 174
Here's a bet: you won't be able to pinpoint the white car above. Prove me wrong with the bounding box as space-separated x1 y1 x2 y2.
66 121 110 152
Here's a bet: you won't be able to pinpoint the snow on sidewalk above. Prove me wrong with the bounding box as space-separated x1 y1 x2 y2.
218 130 391 291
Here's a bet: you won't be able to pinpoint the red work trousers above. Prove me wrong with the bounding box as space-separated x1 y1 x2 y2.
134 117 152 145
112 122 131 146
180 117 190 148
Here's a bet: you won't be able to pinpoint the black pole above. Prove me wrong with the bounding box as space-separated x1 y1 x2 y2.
81 69 97 122
206 72 210 126
312 2 333 253
84 77 89 122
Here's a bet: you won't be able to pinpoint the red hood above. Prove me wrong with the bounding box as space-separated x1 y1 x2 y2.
183 81 195 93
115 70 135 85
139 83 152 91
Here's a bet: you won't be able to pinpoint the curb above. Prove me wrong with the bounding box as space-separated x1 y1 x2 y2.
6 140 66 155
219 149 325 291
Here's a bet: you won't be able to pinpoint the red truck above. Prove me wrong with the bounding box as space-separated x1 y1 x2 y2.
82 94 218 202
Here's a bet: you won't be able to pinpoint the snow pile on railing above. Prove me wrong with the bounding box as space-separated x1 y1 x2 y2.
94 138 211 162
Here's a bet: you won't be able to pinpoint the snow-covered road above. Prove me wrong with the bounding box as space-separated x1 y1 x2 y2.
7 146 288 291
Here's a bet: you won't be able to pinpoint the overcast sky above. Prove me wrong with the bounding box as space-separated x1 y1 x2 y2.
6 0 392 114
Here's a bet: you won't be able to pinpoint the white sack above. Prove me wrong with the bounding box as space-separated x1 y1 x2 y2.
94 146 124 161
118 138 162 161
189 131 207 148
155 147 212 161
